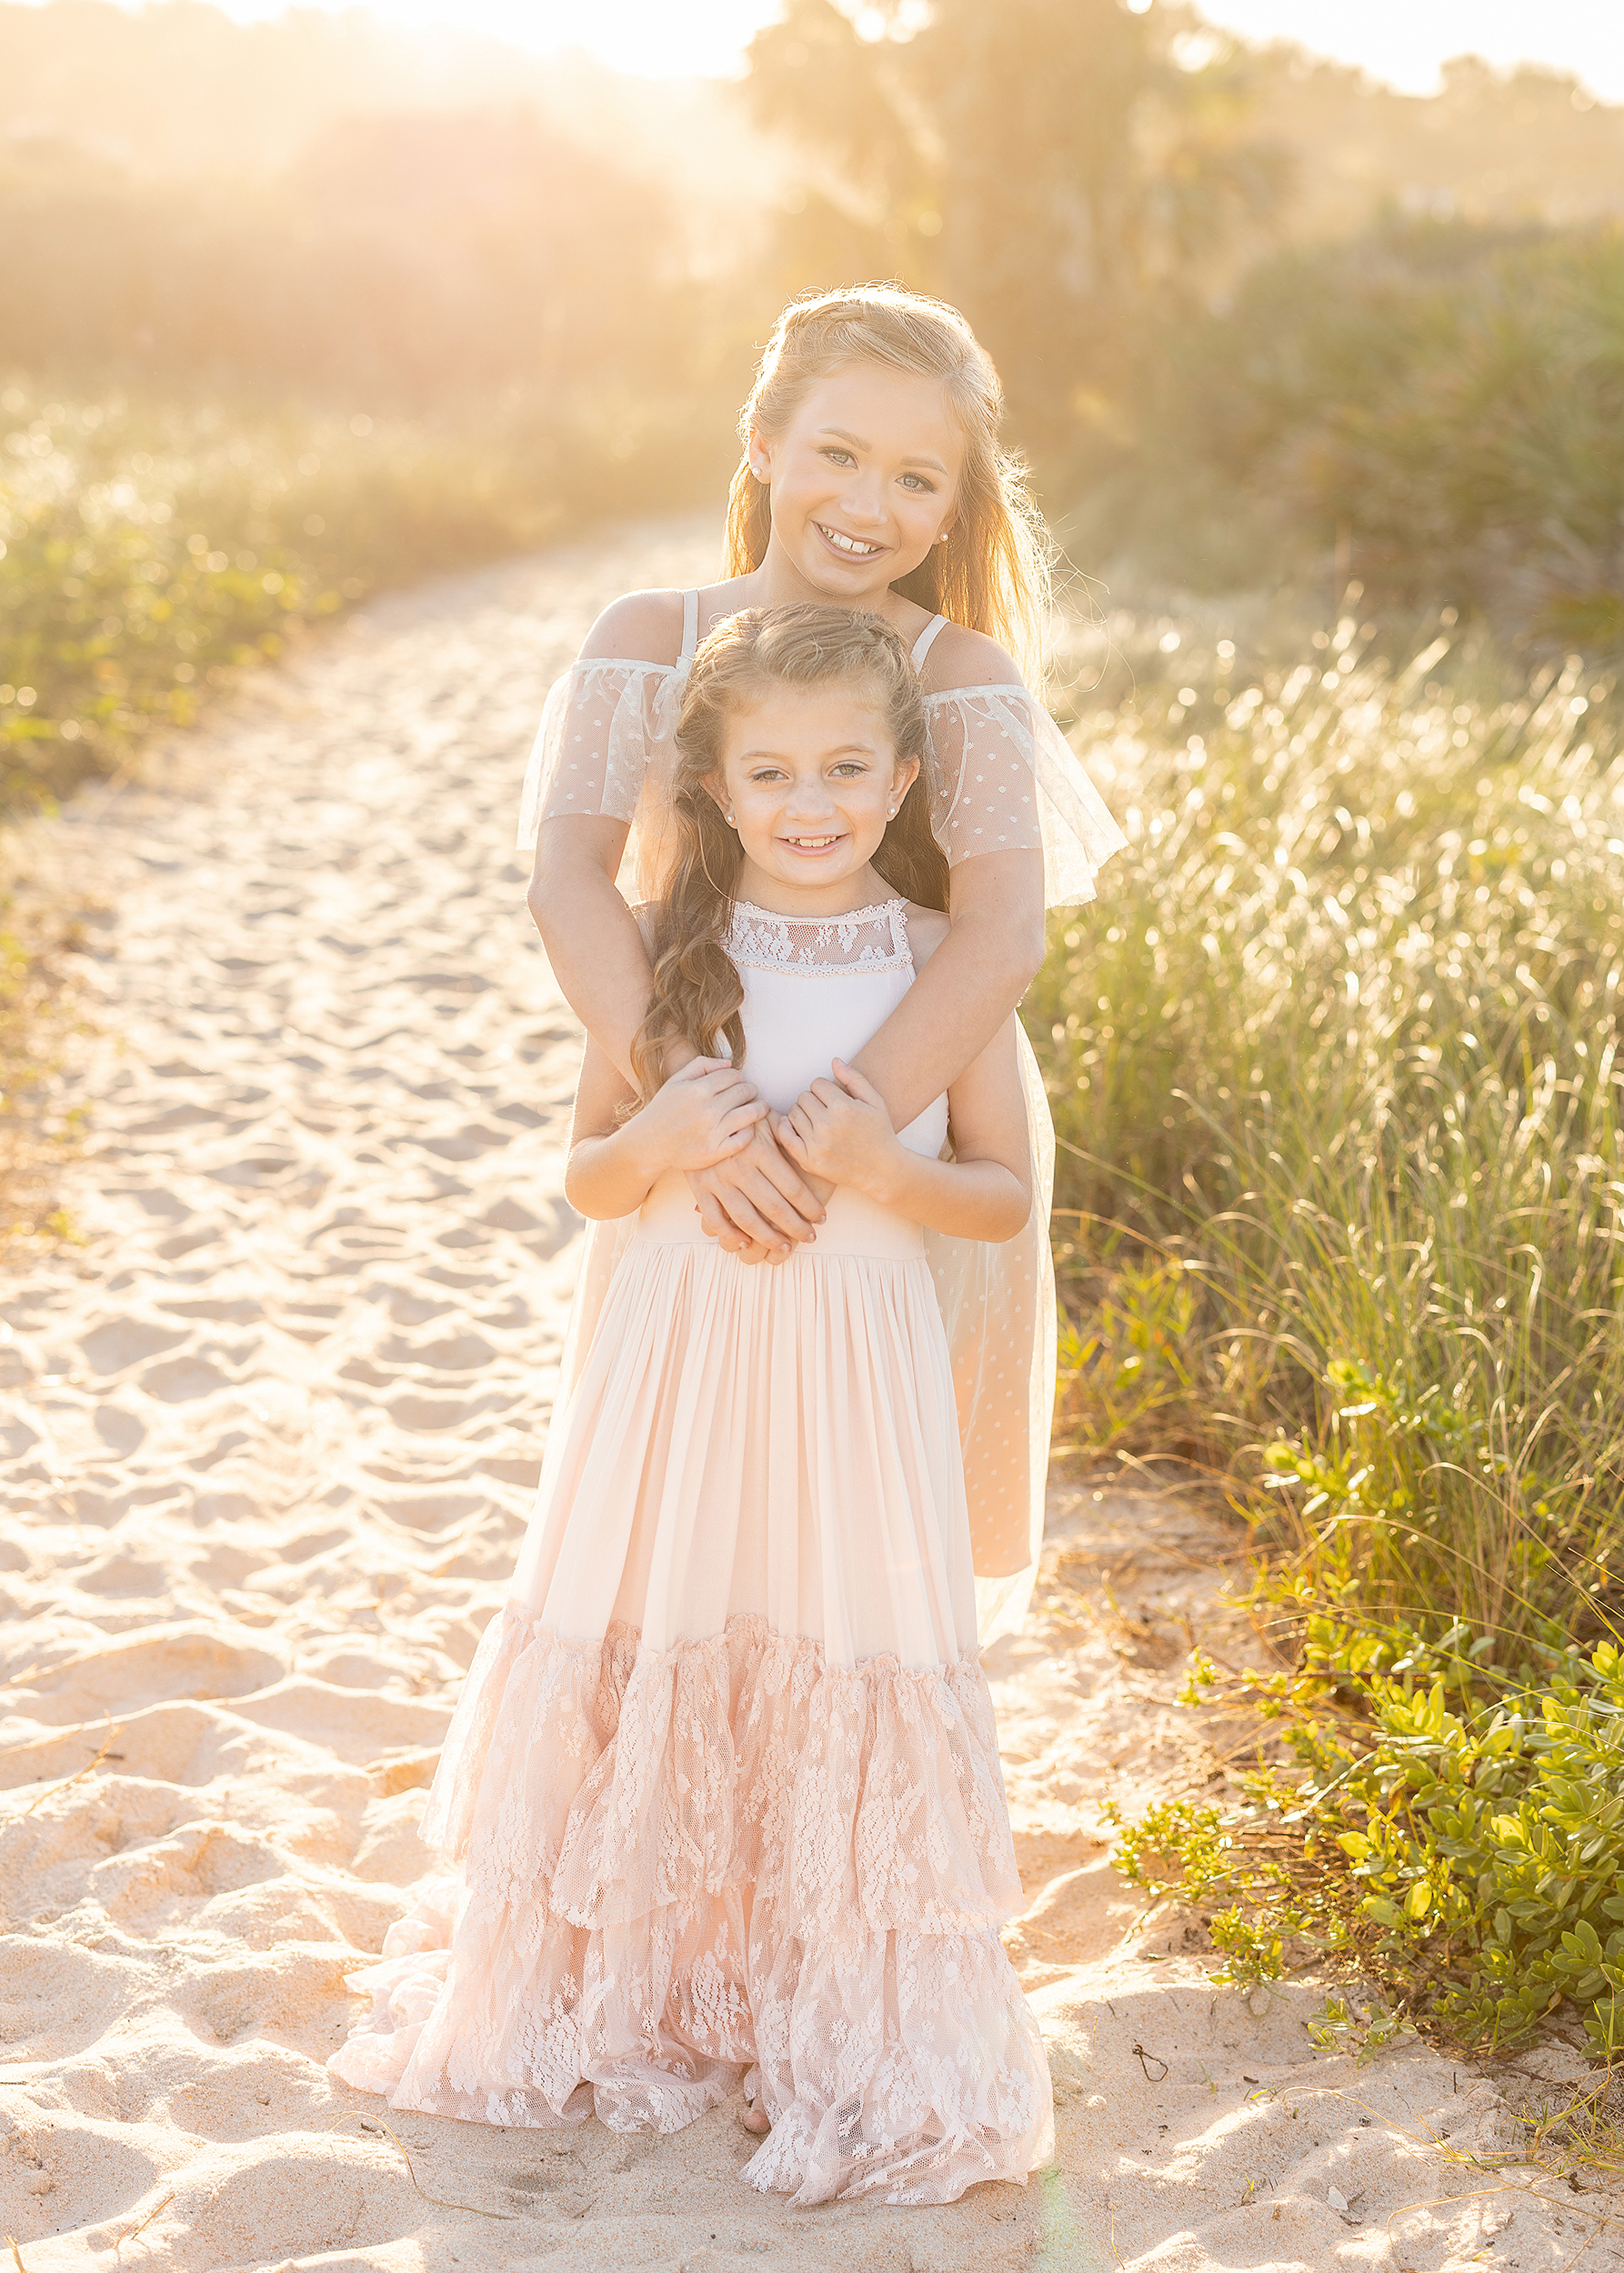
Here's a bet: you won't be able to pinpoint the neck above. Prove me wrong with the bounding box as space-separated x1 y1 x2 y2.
733 856 892 920
739 535 920 632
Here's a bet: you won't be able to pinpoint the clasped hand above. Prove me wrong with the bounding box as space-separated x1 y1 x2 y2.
684 1058 897 1263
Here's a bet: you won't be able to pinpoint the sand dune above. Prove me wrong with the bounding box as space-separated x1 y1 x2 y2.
0 519 1605 2269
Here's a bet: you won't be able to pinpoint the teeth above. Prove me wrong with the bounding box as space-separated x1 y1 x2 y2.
817 524 881 557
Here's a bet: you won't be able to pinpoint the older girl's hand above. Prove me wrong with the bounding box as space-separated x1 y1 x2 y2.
777 1059 902 1201
637 1057 767 1176
686 1118 827 1259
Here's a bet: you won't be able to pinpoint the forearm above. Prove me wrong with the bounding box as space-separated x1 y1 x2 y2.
530 822 652 1086
867 1151 1030 1242
851 852 1044 1126
564 1123 668 1219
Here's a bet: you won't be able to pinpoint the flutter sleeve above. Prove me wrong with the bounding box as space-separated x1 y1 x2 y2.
923 688 1128 909
516 658 683 854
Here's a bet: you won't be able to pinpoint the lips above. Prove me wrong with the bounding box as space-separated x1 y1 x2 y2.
814 522 884 560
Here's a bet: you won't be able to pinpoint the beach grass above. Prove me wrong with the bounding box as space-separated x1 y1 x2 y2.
0 379 716 818
1032 608 1624 2048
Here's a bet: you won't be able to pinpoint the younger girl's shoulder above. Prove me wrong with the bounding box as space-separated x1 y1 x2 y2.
917 623 1026 698
578 588 687 666
901 902 951 966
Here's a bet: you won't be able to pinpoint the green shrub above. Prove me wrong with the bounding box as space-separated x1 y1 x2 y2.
1088 217 1624 657
1113 1619 1624 2058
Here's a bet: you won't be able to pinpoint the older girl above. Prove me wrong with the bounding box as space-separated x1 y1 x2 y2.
526 285 1125 1640
334 607 1054 2205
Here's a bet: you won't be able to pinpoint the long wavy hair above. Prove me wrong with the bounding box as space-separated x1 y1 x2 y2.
724 285 1052 687
629 604 948 1103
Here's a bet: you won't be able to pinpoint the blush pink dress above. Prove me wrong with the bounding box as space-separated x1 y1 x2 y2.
329 897 1055 2206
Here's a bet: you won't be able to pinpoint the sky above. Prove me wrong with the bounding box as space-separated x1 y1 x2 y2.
58 0 1624 99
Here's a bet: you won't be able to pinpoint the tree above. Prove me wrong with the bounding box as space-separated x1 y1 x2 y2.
743 0 1290 455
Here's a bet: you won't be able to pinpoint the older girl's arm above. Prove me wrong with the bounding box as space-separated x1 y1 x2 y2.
848 847 1044 1127
530 816 652 1087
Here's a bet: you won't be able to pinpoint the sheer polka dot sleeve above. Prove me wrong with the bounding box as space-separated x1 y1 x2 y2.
516 659 682 853
923 689 1128 908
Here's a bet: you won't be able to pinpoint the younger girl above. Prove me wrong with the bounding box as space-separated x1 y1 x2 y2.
331 606 1055 2207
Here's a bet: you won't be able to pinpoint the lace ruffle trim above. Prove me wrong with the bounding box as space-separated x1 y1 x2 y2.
419 1604 1022 1938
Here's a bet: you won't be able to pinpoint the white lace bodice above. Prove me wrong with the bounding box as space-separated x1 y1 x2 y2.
727 898 948 1162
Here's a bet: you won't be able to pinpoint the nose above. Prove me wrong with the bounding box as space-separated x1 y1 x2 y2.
783 774 837 821
837 465 887 527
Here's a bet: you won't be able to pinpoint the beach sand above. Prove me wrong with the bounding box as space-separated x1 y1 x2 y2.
0 519 1606 2270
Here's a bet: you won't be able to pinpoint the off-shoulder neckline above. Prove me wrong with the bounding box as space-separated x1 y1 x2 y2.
568 655 1032 705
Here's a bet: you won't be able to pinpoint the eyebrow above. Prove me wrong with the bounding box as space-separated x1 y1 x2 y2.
817 426 948 475
736 741 880 762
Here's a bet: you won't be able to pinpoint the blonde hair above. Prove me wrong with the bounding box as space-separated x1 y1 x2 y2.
629 604 948 1103
724 285 1052 686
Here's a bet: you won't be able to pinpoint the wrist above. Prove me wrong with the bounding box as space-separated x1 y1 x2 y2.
618 1106 676 1186
856 1136 911 1209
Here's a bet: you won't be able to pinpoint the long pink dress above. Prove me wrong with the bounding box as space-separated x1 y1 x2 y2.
328 897 1055 2206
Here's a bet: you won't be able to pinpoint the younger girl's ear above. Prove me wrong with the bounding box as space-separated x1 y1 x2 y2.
701 772 732 817
891 755 922 804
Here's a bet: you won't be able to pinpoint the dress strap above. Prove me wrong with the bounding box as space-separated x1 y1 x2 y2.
887 899 913 967
910 613 948 672
679 589 700 666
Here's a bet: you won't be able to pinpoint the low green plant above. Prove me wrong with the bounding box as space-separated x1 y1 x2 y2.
1113 1621 1624 2057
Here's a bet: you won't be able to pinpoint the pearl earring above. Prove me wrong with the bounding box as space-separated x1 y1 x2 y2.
725 809 737 826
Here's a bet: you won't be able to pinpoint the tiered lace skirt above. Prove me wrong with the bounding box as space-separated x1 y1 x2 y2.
329 1175 1054 2206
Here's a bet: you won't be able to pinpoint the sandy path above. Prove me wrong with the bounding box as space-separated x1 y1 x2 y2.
0 520 1603 2271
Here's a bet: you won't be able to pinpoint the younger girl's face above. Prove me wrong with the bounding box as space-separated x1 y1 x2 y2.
751 363 964 602
712 686 920 905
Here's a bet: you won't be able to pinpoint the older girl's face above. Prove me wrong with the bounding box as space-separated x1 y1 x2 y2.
749 363 964 602
711 685 920 906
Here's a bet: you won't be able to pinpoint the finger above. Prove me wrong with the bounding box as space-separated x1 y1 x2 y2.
777 1121 807 1163
787 1103 817 1147
830 1056 882 1105
702 1070 757 1104
808 1077 845 1108
730 1167 817 1242
717 1192 792 1251
720 1106 767 1140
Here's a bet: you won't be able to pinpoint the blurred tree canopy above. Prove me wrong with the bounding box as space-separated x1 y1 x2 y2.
744 0 1291 446
0 108 682 404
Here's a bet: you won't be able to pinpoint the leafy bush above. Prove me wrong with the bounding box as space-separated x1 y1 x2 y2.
1088 218 1624 657
1112 1616 1624 2058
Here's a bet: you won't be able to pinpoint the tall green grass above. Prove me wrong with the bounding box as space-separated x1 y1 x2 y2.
1033 615 1624 1654
1041 616 1624 2049
0 382 720 816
